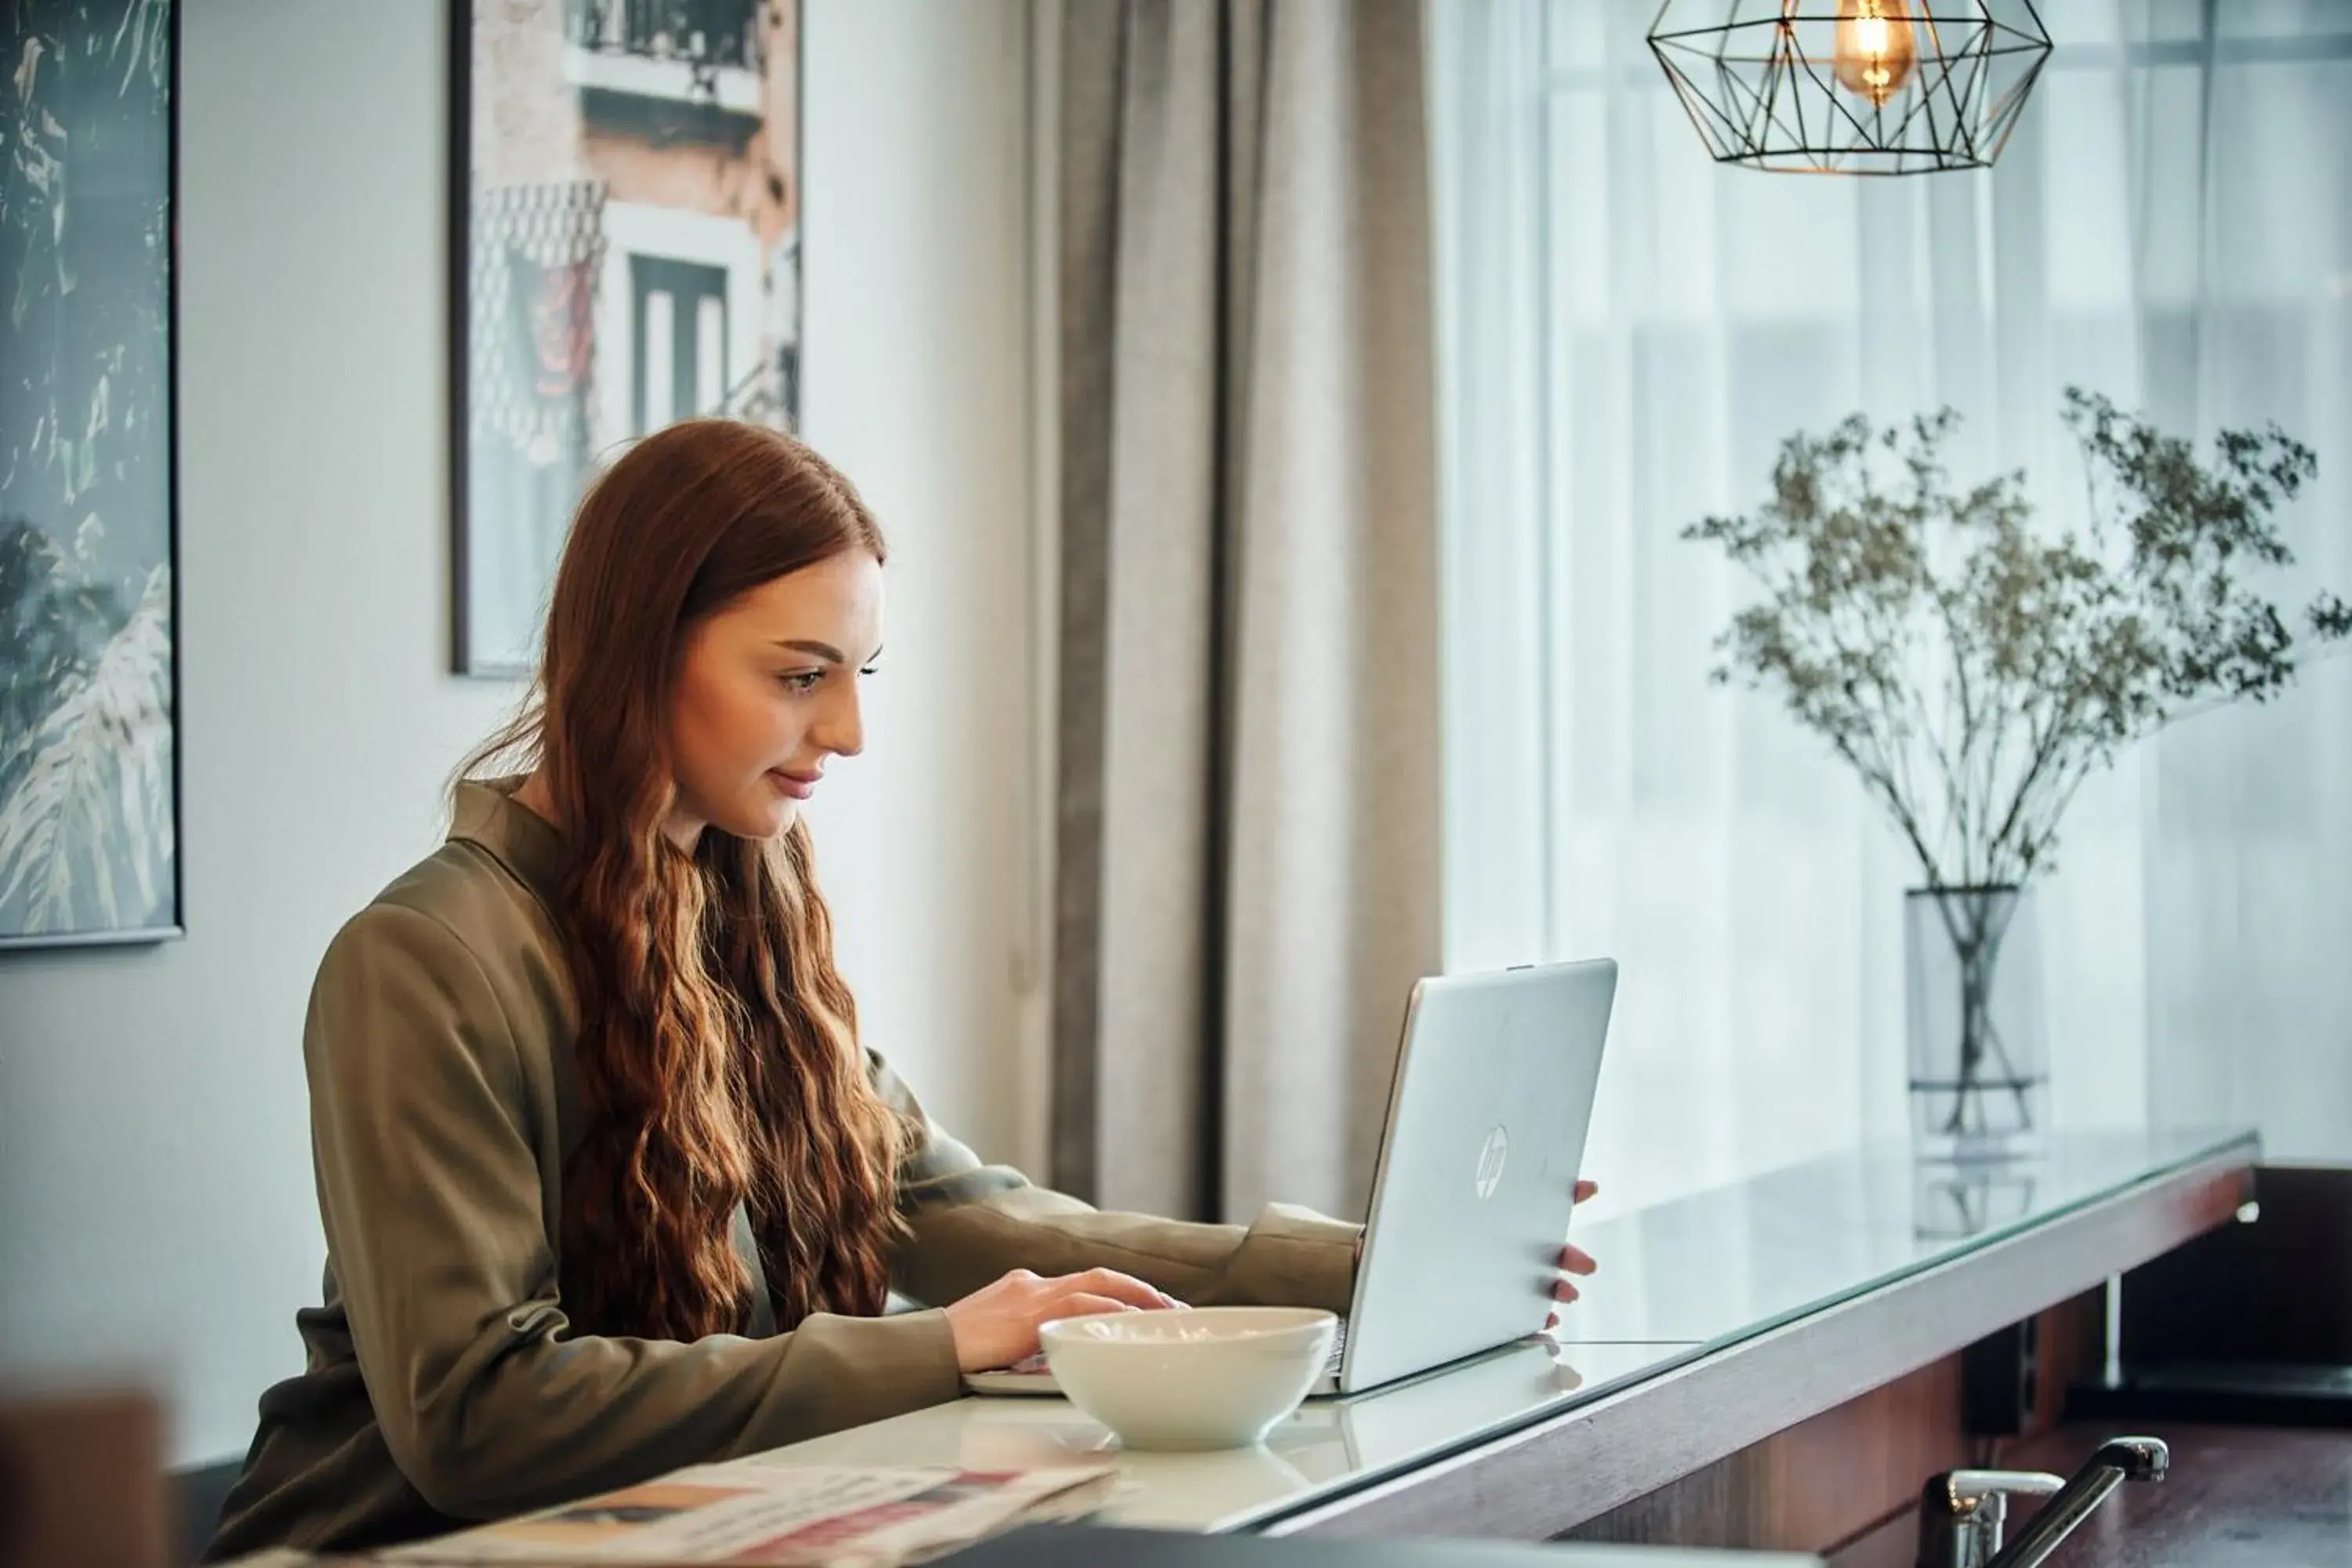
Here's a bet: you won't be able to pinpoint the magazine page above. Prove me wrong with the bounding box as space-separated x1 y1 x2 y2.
379 1462 1119 1567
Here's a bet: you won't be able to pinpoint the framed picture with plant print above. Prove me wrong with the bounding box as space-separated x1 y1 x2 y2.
452 0 804 676
0 0 183 950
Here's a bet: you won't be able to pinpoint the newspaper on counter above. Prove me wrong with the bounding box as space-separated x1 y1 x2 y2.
368 1461 1121 1567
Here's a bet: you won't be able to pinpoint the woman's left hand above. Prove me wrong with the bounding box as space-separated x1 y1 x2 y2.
1545 1178 1600 1333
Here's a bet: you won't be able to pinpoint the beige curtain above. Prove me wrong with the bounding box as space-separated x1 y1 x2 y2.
1051 0 1441 1225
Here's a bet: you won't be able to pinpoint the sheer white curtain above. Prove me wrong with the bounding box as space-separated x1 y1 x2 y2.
1432 1 2352 1221
2134 7 2352 1160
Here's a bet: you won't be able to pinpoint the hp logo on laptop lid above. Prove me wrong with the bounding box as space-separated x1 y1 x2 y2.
1475 1125 1509 1200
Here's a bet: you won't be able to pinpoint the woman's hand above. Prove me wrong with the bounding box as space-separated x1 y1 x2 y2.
943 1267 1185 1374
1545 1178 1600 1333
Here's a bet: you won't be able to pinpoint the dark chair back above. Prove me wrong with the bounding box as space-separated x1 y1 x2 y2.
171 1458 240 1566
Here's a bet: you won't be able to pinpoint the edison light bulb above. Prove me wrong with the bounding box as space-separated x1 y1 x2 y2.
1832 0 1918 106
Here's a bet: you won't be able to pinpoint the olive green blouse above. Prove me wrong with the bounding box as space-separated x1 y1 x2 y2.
206 781 1358 1559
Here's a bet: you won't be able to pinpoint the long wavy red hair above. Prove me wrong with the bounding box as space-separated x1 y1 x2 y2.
462 419 907 1341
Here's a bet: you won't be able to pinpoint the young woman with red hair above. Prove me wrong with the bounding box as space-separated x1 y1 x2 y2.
206 420 1595 1559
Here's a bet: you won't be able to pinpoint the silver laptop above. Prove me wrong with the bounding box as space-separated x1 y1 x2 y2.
966 957 1616 1399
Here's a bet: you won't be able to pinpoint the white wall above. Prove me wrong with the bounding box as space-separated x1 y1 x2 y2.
0 0 1040 1468
793 0 1047 1186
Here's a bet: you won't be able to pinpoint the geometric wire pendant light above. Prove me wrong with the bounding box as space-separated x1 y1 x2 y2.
1647 1 2054 174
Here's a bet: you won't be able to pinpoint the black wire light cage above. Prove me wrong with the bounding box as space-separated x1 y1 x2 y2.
1646 1 2053 175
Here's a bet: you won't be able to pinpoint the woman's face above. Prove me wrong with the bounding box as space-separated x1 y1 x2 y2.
666 549 884 844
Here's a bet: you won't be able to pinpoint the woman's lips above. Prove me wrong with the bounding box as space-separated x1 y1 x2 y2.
768 769 819 800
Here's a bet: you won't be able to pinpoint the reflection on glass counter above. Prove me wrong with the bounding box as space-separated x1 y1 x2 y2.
1552 1128 2253 1347
738 1340 1694 1532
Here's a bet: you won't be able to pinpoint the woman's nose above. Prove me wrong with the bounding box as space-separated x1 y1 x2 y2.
817 684 866 758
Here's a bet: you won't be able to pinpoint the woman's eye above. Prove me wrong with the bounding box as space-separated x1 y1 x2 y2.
781 669 825 693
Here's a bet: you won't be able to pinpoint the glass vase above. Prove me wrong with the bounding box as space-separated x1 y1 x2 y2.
1905 884 2046 1163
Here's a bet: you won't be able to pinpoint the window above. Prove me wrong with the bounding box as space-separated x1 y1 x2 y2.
630 255 728 434
565 0 765 131
1432 2 2352 1216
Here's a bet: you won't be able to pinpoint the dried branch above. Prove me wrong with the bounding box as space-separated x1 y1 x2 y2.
1686 390 2349 891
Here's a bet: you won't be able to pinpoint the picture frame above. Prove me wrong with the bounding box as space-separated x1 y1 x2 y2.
0 0 185 951
450 0 806 677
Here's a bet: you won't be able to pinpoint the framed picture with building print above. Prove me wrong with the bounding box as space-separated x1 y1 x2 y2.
451 0 804 677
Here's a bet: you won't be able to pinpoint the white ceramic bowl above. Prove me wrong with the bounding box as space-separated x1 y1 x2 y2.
1036 1306 1338 1452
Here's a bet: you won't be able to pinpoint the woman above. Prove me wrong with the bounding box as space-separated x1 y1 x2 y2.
206 421 1595 1558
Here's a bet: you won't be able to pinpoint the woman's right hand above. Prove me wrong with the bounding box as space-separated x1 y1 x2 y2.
943 1267 1185 1373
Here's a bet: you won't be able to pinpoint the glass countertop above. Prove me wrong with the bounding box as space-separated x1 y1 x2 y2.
745 1127 2257 1534
1553 1128 2257 1348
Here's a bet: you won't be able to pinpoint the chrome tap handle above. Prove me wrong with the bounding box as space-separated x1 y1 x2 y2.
1981 1437 2168 1568
1915 1467 2063 1568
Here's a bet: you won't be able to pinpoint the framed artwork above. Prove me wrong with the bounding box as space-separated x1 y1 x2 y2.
0 0 183 950
452 0 805 677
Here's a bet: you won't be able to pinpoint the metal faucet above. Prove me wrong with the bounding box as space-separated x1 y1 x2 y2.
1915 1436 2169 1568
